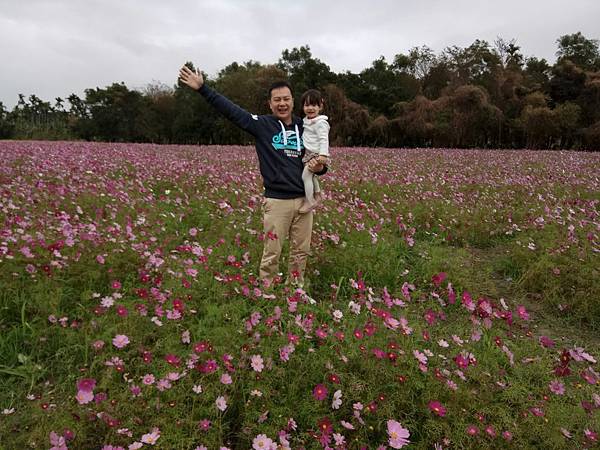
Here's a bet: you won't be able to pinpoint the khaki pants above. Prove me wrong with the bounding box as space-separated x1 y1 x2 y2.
259 197 313 287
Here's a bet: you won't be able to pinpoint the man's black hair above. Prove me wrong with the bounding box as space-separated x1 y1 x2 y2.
268 81 293 99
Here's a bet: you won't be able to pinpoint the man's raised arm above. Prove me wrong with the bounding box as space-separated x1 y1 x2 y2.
179 65 258 135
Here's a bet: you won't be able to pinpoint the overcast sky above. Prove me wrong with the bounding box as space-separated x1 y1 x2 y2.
1 0 598 108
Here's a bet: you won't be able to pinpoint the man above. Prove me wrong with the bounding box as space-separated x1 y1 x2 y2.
178 65 326 288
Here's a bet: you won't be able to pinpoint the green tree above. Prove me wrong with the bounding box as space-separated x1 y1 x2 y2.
549 60 586 105
578 72 600 127
521 105 558 148
0 102 15 138
172 62 219 144
393 45 437 79
524 57 551 92
556 32 600 71
554 102 581 148
83 82 148 141
356 56 420 117
142 82 177 143
321 84 371 146
214 61 288 144
277 46 336 99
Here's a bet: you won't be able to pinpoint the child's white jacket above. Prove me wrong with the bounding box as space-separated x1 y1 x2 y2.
302 115 330 156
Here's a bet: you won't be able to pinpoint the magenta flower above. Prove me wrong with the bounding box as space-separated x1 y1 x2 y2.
164 353 181 367
313 384 328 401
516 305 530 321
76 378 96 392
428 400 446 417
431 272 447 287
584 429 598 442
529 407 544 417
539 335 555 348
198 419 211 431
387 420 410 448
581 369 598 385
466 425 479 436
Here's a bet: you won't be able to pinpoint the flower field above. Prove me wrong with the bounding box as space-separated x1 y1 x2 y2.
0 141 599 449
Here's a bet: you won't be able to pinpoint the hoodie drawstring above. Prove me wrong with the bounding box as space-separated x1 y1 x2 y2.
279 121 301 153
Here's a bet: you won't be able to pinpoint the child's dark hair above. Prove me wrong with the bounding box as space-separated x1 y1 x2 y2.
301 89 323 107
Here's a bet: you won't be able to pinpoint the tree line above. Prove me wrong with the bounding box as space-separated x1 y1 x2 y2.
1 32 599 150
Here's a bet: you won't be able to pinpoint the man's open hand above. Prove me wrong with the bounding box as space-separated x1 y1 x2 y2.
179 65 204 90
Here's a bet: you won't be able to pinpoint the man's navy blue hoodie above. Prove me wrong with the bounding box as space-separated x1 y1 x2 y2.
198 85 326 199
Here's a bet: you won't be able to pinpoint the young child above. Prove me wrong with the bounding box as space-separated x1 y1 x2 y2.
299 89 330 214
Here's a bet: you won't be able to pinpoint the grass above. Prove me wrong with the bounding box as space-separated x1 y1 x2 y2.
0 142 599 449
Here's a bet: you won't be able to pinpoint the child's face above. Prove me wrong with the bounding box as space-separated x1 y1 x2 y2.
303 102 322 120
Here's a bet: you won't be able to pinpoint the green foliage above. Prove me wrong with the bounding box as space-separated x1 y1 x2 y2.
2 33 600 150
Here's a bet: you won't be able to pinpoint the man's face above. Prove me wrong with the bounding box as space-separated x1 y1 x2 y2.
268 87 293 124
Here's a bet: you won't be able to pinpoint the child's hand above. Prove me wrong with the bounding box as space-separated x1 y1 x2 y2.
179 65 204 90
317 155 330 165
307 159 324 173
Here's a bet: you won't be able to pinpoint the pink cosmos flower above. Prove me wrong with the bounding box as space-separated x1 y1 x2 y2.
198 419 211 431
581 369 598 385
156 379 172 391
333 433 345 446
340 420 355 430
332 390 342 409
252 434 275 450
142 374 155 385
431 272 447 287
220 373 233 385
164 354 181 367
216 395 227 411
140 428 160 445
428 400 446 417
387 420 410 448
466 425 479 435
549 380 565 395
112 334 129 349
529 407 544 417
313 384 328 401
130 385 141 397
584 429 598 442
413 350 428 365
539 335 555 348
75 389 93 405
516 305 530 321
49 431 68 450
250 354 264 372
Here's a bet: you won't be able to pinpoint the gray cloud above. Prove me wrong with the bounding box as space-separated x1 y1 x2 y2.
1 0 598 108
